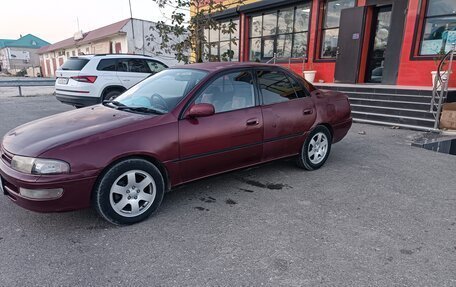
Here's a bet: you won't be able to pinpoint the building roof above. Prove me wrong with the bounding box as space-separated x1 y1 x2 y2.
0 34 49 49
37 19 131 54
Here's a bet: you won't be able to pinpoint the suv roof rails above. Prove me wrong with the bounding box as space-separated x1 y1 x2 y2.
92 53 154 57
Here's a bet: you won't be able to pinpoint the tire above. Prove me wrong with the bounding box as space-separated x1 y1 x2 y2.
103 89 122 102
92 158 165 225
297 126 332 171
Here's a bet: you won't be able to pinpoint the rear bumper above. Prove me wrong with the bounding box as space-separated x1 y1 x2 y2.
0 156 97 213
332 118 352 144
56 93 100 107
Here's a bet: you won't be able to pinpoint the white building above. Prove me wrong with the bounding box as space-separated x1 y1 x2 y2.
38 18 181 77
0 34 49 76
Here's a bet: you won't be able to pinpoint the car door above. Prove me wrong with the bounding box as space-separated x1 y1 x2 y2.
178 70 263 183
256 68 316 161
116 58 151 88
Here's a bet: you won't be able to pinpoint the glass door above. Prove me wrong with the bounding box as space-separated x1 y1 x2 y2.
365 5 392 83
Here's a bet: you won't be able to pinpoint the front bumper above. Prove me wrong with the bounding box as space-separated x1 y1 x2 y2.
0 155 97 213
56 93 100 107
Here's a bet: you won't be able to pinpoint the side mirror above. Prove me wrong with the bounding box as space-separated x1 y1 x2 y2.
186 103 215 118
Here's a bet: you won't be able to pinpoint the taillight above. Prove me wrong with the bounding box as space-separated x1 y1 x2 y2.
71 76 97 83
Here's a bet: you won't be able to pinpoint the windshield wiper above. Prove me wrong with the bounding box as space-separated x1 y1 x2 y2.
103 100 126 108
115 106 166 115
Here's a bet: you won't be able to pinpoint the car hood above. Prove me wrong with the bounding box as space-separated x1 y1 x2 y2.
2 105 151 157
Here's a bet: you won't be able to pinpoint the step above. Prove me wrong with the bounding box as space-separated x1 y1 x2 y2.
318 86 434 97
351 111 435 128
349 98 431 111
353 118 437 131
350 104 435 120
342 91 432 103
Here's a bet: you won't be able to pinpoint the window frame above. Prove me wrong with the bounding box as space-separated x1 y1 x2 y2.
253 67 310 106
117 58 152 73
411 0 456 60
247 2 312 62
315 0 357 62
204 18 240 62
96 58 118 71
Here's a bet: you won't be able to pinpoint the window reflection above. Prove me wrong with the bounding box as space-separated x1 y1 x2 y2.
418 0 456 55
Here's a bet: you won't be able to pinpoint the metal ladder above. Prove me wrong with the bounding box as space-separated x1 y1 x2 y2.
430 44 455 129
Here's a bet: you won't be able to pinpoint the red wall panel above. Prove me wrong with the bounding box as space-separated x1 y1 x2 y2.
397 0 455 87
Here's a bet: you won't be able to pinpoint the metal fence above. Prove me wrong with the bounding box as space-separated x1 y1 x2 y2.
0 78 55 96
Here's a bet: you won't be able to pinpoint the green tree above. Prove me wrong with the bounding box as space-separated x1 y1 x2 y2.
148 0 243 63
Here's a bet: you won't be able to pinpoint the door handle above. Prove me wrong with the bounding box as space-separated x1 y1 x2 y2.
246 118 259 126
303 109 313 115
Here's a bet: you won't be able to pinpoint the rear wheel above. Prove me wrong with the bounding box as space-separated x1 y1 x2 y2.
297 126 332 170
93 158 165 225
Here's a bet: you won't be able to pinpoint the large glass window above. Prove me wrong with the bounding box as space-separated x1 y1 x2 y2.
195 71 255 113
419 0 456 55
204 19 239 62
249 4 311 61
320 0 356 59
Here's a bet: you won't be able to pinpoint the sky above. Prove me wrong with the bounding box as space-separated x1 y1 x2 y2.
0 0 185 43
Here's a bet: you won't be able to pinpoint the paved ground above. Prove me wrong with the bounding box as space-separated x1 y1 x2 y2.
0 95 455 286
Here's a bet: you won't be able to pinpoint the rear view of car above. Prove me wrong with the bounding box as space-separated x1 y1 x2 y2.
55 55 169 108
55 56 98 108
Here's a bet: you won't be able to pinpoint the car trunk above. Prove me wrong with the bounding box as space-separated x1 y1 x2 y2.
55 57 90 85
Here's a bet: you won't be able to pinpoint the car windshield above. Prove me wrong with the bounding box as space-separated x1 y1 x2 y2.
113 69 208 114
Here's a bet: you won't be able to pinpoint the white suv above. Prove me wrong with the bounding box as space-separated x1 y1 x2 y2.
55 54 174 108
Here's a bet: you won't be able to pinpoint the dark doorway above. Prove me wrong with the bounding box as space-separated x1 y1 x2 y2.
365 5 392 83
334 7 366 84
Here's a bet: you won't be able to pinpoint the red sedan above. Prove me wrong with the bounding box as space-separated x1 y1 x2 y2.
0 63 351 225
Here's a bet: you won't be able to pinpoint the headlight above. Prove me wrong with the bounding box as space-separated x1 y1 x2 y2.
11 156 70 175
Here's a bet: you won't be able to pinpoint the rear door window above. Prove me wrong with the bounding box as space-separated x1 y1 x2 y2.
256 70 298 105
60 58 89 71
117 59 151 73
97 59 117 71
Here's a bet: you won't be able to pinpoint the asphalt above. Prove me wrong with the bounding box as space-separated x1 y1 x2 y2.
0 95 455 286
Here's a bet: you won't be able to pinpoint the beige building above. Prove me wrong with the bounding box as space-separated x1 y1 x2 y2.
38 18 178 77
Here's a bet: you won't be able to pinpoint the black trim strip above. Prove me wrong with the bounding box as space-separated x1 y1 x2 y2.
173 132 304 163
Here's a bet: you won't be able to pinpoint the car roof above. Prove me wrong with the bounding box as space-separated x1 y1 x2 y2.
171 62 279 72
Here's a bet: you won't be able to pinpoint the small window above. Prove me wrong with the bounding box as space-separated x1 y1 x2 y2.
195 71 255 113
146 60 167 74
257 70 297 105
97 59 117 71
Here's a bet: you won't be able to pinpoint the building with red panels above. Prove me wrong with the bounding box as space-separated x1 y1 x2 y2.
204 0 455 88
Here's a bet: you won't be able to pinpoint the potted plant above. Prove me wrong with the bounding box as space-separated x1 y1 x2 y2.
303 60 317 83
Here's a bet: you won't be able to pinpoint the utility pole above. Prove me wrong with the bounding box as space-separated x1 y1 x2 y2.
129 0 135 41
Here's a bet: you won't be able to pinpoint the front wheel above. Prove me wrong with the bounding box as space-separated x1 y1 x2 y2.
92 158 165 225
297 126 332 171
